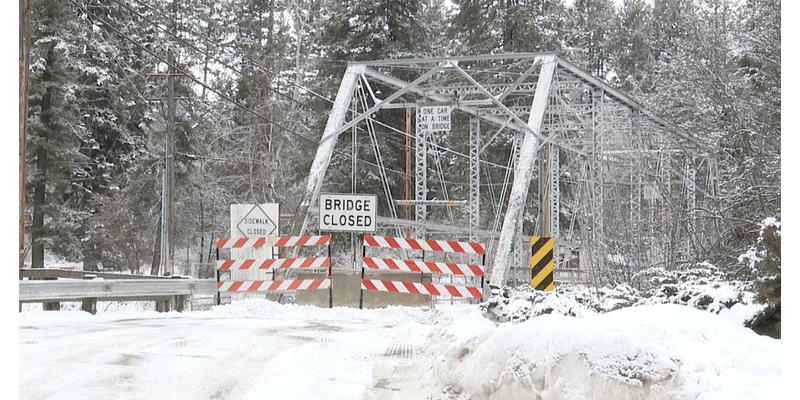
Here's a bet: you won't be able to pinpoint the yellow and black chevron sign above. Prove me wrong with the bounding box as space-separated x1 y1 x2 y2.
531 236 554 291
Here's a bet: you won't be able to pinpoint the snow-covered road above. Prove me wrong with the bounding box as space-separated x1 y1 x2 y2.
19 297 782 400
19 300 454 400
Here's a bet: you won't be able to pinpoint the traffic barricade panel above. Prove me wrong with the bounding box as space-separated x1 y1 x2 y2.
359 236 486 307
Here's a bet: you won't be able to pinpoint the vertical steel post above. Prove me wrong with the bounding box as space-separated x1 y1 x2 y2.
489 56 556 288
415 106 428 240
289 64 364 237
406 107 413 239
469 116 481 243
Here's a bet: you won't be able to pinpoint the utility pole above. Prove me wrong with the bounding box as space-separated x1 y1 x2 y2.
162 48 177 277
148 49 180 277
20 0 30 268
147 49 180 312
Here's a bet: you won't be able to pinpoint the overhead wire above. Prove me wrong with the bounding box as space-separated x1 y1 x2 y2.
118 0 521 175
67 0 520 207
68 0 321 146
118 0 335 114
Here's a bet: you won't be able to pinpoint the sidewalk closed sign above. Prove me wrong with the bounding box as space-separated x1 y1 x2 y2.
319 193 377 233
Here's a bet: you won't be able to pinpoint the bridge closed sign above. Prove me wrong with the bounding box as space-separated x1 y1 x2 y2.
319 193 377 232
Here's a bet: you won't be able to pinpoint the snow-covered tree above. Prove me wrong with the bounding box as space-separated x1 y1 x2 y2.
740 217 780 338
609 0 656 94
28 0 94 268
566 0 618 77
447 0 568 55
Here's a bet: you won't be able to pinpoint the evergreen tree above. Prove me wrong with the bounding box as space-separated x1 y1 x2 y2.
566 0 618 77
72 0 155 271
447 0 568 55
27 0 92 268
447 0 495 54
609 0 656 94
742 218 780 338
321 0 427 70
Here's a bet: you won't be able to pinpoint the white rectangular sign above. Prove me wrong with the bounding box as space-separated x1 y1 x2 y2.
319 193 377 232
417 105 452 132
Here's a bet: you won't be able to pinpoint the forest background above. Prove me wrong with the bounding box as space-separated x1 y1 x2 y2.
14 0 782 300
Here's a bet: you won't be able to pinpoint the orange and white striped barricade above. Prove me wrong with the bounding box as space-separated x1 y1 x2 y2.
215 235 333 307
360 235 486 307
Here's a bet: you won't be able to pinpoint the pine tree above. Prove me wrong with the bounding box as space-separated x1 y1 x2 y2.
448 0 568 55
321 0 427 67
566 0 618 77
609 0 656 94
742 218 780 338
71 0 155 271
27 0 91 268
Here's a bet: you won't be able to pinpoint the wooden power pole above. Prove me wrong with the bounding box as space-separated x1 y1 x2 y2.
162 49 177 277
20 0 30 268
148 49 180 278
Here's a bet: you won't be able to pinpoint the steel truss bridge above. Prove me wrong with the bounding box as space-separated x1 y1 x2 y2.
289 53 717 288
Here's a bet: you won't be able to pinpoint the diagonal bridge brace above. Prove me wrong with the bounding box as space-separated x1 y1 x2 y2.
290 55 557 287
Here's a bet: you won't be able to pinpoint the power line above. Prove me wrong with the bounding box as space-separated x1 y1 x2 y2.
102 0 492 173
67 0 517 194
68 0 321 146
116 0 334 113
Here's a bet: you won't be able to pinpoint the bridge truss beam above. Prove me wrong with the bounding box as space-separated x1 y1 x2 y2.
291 53 709 288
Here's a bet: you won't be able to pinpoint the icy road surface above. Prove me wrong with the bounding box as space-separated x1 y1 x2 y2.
19 298 782 400
19 300 454 400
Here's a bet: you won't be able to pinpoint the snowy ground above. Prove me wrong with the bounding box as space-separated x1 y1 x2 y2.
18 297 781 400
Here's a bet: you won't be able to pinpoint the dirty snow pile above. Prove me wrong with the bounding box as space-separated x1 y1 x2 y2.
432 270 780 400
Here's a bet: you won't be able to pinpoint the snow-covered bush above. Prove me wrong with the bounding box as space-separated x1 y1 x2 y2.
479 284 599 323
481 263 755 324
740 217 781 338
633 263 754 314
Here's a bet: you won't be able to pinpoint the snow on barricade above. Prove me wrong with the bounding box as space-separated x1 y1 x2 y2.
433 303 780 400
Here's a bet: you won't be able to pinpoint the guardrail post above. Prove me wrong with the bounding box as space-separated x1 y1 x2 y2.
173 276 186 312
43 276 60 311
81 274 98 315
155 298 169 313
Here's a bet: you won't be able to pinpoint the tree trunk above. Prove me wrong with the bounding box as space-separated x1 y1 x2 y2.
150 214 162 276
31 111 49 269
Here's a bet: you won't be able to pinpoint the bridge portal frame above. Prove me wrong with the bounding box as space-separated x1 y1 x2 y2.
289 53 709 288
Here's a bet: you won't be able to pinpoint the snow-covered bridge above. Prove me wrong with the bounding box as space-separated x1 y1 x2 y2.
289 53 712 288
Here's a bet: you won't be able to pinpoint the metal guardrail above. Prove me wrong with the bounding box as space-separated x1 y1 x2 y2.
19 278 217 303
19 269 218 313
19 268 177 281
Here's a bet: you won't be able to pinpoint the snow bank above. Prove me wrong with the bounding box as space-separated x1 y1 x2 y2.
434 304 780 400
209 297 442 325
